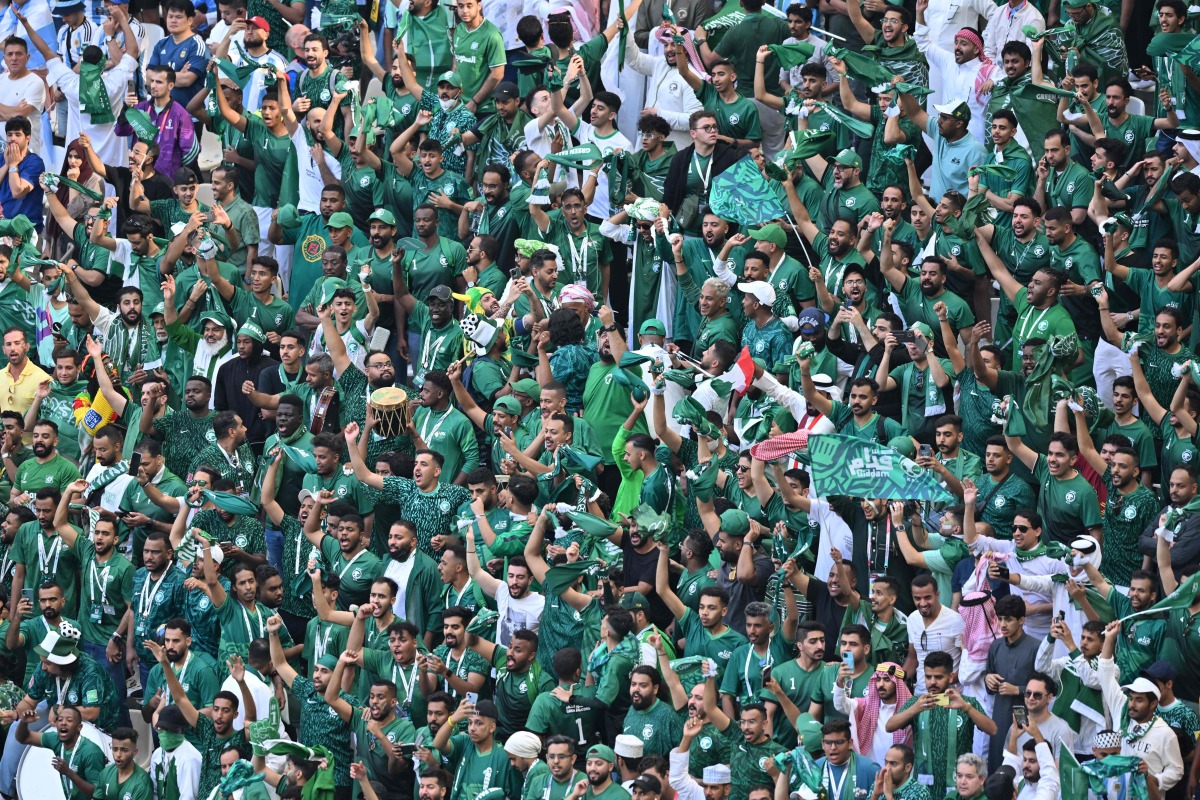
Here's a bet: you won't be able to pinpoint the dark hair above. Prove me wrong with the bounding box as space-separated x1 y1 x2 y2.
604 605 634 639
924 651 954 672
1048 431 1079 454
636 114 671 137
1026 671 1058 696
995 595 1026 619
630 664 660 684
1012 508 1042 528
552 647 582 680
593 91 621 112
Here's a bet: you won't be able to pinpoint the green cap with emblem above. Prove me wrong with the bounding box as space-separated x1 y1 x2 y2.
198 309 232 331
438 70 463 88
317 277 349 307
832 149 863 169
749 223 787 249
149 302 166 318
368 208 397 226
620 591 650 611
493 395 522 416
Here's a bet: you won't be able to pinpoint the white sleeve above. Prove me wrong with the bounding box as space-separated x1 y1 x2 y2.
1034 636 1061 677
1158 727 1184 791
178 753 201 800
1032 742 1059 800
751 370 808 424
669 750 706 800
598 219 633 244
1097 657 1126 724
832 684 857 716
1015 574 1056 596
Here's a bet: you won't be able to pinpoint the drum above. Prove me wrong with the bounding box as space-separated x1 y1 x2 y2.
16 743 67 800
370 387 411 439
309 386 338 435
80 720 113 761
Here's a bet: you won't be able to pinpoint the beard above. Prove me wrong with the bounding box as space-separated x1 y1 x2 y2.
390 543 413 561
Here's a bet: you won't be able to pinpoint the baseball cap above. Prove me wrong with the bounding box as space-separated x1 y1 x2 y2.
509 377 542 400
492 81 520 101
737 280 776 307
1121 677 1161 699
1062 0 1091 8
619 591 649 612
1142 661 1177 683
172 166 198 185
298 489 315 503
247 15 270 32
638 319 666 337
438 70 463 89
832 149 862 169
157 704 189 733
984 766 1017 800
368 208 397 226
719 508 751 537
631 776 662 794
474 699 499 719
327 211 354 230
428 285 453 303
932 99 971 122
493 396 521 416
798 307 826 333
748 223 786 249
587 745 616 763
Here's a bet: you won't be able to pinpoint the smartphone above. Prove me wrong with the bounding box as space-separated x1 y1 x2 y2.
465 692 478 706
1089 284 1103 298
20 588 32 603
510 268 520 280
1013 706 1028 727
933 693 951 707
1055 610 1066 624
127 451 142 477
761 663 772 684
996 564 1011 580
893 330 916 344
398 743 418 755
842 651 855 672
919 444 933 459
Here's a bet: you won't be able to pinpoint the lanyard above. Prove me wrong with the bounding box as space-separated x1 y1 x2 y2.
139 568 170 615
0 544 14 584
691 152 713 192
55 675 74 707
394 661 418 705
419 332 450 374
314 624 333 661
868 517 892 576
89 559 112 606
447 578 473 608
443 648 469 693
57 740 80 796
240 602 266 638
419 408 452 443
743 642 773 697
164 651 192 705
1015 304 1049 345
38 534 63 578
338 548 368 579
565 231 590 285
825 761 851 800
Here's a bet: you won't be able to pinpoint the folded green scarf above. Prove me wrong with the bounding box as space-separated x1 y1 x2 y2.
79 60 115 125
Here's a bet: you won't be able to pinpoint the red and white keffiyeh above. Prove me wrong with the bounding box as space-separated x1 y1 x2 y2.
854 663 913 756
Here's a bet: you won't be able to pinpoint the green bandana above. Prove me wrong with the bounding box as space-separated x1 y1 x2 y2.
158 730 186 750
79 60 115 124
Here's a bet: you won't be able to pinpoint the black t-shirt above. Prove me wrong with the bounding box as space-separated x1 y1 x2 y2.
621 533 673 630
102 163 174 235
805 577 851 662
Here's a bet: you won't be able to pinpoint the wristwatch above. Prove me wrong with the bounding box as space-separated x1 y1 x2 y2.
603 323 619 333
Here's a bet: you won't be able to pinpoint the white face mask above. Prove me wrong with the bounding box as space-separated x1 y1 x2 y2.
438 97 459 112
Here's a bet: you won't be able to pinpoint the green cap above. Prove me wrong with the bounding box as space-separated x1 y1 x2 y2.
315 654 339 670
719 508 751 537
34 621 81 665
510 378 542 400
909 321 934 339
832 149 863 169
620 591 650 612
277 204 301 229
327 211 355 230
237 320 266 343
888 436 917 459
932 99 972 122
493 396 521 416
438 70 463 88
149 302 166 317
749 223 787 249
1062 0 1091 7
368 208 397 226
198 309 232 331
638 319 666 336
587 745 617 763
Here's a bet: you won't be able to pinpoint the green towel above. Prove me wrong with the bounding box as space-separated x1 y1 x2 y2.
79 60 114 124
768 42 817 70
124 108 159 143
813 100 875 139
200 489 259 516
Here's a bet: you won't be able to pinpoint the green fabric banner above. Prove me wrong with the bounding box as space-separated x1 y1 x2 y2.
709 155 789 226
806 434 957 503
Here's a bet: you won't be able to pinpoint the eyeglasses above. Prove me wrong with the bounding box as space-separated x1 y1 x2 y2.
1012 524 1031 532
1024 690 1045 699
636 223 654 231
693 124 718 132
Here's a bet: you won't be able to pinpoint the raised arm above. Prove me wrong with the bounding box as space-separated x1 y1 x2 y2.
464 529 503 597
655 541 688 620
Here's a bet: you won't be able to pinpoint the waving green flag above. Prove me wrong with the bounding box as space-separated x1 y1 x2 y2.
806 434 957 503
709 155 789 226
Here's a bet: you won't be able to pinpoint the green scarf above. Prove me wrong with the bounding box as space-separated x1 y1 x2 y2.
821 753 859 800
1120 705 1161 743
1050 652 1106 731
1081 755 1149 800
79 60 115 124
1003 336 1076 436
587 633 640 680
1014 538 1069 562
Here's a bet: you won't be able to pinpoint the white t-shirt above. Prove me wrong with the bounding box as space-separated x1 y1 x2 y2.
572 120 630 220
494 582 545 647
228 46 289 113
291 126 342 212
906 604 965 693
47 55 138 166
150 740 203 800
0 72 46 155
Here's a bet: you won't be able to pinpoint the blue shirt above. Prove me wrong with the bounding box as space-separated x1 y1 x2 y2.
0 152 45 230
925 116 988 201
148 32 208 107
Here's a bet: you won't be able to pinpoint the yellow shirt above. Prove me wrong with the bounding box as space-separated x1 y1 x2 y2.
0 358 50 416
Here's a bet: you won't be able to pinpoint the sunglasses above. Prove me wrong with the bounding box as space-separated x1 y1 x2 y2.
1024 690 1045 699
1012 524 1032 532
